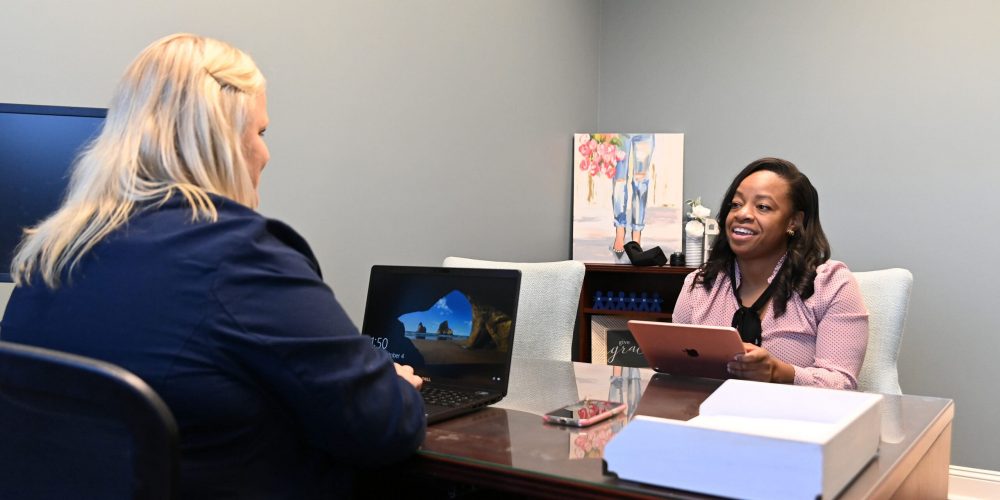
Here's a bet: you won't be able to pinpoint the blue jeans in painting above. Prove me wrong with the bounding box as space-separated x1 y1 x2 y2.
611 134 655 257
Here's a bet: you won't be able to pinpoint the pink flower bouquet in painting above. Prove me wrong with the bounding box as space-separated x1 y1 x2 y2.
578 134 626 203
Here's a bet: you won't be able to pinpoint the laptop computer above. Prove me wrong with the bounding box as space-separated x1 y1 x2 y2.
627 321 745 379
361 265 521 424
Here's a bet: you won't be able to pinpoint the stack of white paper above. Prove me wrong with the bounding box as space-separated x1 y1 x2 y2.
604 379 883 500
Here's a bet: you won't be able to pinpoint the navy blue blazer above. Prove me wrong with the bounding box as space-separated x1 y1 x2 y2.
1 194 426 499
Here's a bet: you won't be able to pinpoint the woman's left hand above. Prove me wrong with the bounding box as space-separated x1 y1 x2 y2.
727 343 795 384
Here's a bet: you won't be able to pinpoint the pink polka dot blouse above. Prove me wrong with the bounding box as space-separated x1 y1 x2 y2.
673 258 869 390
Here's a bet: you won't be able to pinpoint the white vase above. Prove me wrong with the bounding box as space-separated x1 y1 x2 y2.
685 237 703 267
684 220 704 267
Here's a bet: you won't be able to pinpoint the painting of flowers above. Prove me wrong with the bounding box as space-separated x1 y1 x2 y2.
572 133 684 263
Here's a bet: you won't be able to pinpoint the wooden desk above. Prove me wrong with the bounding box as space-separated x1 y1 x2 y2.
408 359 954 499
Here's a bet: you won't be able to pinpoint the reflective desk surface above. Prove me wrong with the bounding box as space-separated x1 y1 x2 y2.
413 359 954 499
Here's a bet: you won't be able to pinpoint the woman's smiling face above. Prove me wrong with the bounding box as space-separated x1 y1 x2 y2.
725 170 803 264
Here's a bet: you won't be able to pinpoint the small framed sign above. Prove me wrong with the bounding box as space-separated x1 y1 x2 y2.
605 329 647 367
591 316 649 367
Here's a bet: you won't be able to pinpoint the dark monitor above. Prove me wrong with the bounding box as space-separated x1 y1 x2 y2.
0 103 106 282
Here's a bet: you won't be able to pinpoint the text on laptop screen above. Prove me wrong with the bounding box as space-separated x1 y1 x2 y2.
362 266 520 388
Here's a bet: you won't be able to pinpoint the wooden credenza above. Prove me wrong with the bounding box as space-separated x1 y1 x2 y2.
575 263 696 362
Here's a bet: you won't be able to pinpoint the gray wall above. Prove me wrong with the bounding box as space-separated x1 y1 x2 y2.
2 0 995 472
598 0 999 469
0 0 600 321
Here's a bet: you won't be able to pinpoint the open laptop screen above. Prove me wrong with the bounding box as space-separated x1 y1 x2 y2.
361 266 521 390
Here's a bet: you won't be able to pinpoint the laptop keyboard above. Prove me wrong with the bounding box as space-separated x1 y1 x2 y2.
421 386 481 408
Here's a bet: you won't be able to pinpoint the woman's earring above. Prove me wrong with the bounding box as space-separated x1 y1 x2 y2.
786 228 796 237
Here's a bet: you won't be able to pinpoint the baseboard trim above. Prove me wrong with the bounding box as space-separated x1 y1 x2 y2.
950 465 1000 499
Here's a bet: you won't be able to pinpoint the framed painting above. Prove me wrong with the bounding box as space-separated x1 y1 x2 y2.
572 133 684 263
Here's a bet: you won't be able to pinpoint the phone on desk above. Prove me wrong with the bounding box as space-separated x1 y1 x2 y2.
542 399 626 427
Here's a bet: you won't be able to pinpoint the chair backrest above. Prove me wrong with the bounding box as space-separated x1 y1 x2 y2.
443 257 585 362
0 341 179 500
852 268 913 395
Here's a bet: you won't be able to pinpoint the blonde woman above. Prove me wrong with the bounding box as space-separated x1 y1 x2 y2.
1 34 425 498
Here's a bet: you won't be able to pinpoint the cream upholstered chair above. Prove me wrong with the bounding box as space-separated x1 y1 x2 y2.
442 257 585 362
853 268 913 395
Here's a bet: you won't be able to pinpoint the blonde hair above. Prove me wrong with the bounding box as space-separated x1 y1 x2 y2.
11 33 266 288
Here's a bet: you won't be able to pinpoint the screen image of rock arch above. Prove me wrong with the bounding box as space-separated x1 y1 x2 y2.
398 290 472 340
362 268 519 387
395 288 513 382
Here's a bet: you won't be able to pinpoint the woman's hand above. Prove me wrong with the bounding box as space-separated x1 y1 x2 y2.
394 362 424 390
727 343 795 384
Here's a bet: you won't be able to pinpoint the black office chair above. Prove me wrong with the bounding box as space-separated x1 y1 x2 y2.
0 341 179 500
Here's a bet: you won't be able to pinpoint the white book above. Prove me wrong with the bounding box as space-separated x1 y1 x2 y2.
604 379 883 500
